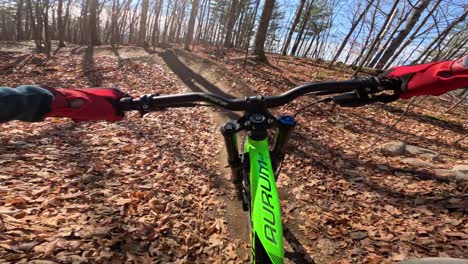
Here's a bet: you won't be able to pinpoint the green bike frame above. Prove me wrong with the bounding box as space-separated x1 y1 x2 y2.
245 137 284 264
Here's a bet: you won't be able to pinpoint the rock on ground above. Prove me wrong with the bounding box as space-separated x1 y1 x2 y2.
381 141 407 155
405 145 439 159
401 158 435 168
381 141 440 160
452 165 468 181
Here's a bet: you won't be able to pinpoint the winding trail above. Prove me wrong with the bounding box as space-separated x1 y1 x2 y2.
97 46 254 260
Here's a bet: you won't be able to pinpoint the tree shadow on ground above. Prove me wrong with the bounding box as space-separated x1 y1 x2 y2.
158 49 241 120
110 45 126 69
82 45 103 87
379 104 467 135
289 130 465 213
0 122 115 190
155 49 315 262
346 112 468 156
284 226 316 264
0 122 169 260
142 42 158 54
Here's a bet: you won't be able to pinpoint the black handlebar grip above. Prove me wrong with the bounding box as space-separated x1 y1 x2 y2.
333 92 360 105
118 97 135 111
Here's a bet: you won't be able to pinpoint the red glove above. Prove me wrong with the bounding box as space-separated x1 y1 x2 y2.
384 56 468 99
45 88 128 122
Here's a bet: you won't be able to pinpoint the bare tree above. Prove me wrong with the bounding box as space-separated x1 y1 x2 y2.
375 0 431 69
328 0 375 67
253 0 276 61
412 11 467 64
353 0 399 75
290 0 312 56
150 0 163 45
185 0 200 50
57 0 65 47
89 0 99 45
223 0 240 47
281 0 305 56
138 0 149 46
382 0 442 68
350 0 380 67
42 0 51 54
444 34 468 60
15 0 23 40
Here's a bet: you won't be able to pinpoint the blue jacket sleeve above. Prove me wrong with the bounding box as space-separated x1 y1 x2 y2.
0 85 54 123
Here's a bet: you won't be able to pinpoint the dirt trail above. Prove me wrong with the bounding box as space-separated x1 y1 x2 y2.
104 46 314 263
153 49 251 241
96 46 254 259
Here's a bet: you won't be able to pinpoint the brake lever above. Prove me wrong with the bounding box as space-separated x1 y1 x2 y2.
334 91 399 107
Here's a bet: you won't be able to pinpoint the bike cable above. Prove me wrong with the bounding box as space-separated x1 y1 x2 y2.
293 97 333 118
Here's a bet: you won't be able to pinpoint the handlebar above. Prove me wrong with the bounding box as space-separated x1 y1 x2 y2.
118 77 401 113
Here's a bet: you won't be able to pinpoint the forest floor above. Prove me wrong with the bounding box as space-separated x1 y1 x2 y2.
0 42 467 263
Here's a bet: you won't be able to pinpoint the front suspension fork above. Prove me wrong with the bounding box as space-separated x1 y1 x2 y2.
221 121 243 200
271 116 296 179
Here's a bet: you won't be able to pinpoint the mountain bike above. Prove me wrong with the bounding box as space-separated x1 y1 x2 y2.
119 76 401 264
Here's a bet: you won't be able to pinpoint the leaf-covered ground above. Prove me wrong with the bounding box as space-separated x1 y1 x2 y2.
0 45 245 263
0 43 467 263
192 47 468 262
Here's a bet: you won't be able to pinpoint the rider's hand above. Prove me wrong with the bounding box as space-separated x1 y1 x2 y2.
383 55 468 99
45 88 129 122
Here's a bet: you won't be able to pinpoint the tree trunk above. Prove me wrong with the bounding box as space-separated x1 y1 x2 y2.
167 0 179 43
151 0 163 45
291 1 313 56
138 0 149 46
328 0 375 67
110 0 118 44
282 0 305 56
436 26 466 60
412 11 467 64
1 13 6 41
375 0 431 69
383 0 441 68
223 0 240 47
185 0 200 50
64 0 71 42
290 1 312 56
88 0 99 45
343 20 364 64
25 5 30 39
162 1 171 42
57 0 65 47
362 0 399 67
174 0 188 43
202 0 211 42
128 0 141 44
303 34 316 57
234 0 248 46
297 27 310 56
444 35 468 60
26 0 40 49
195 0 207 43
351 4 379 67
353 0 398 75
51 6 56 41
16 0 24 41
42 0 51 55
253 0 275 62
243 0 260 66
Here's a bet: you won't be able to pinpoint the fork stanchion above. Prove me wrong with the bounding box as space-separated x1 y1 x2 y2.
271 116 296 179
221 121 243 199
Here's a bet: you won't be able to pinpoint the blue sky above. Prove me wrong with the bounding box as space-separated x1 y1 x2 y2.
272 0 466 65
